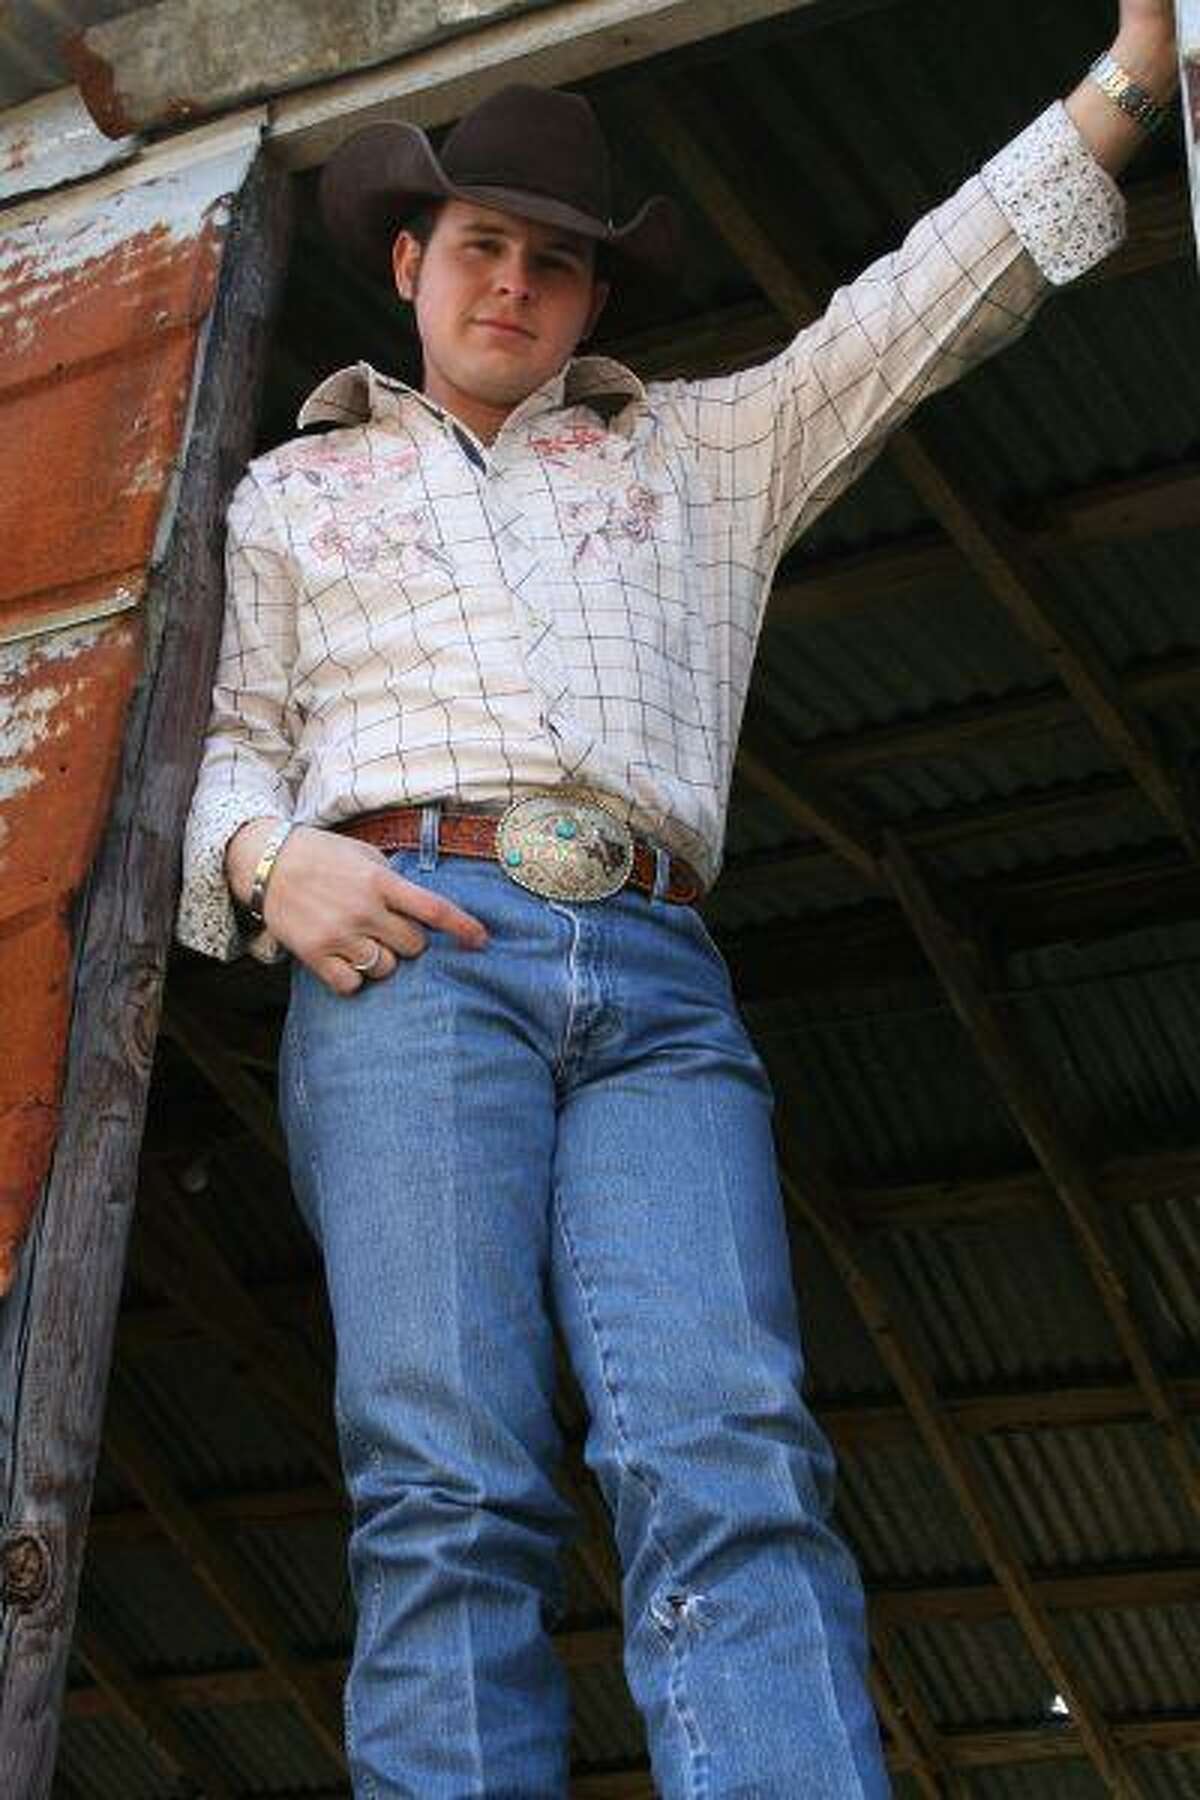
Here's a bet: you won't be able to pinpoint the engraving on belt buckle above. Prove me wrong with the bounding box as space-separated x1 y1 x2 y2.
496 793 634 902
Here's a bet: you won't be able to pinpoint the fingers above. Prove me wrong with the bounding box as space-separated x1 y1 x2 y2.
382 872 489 948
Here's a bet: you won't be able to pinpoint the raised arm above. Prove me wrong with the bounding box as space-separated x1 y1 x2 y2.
1066 0 1180 175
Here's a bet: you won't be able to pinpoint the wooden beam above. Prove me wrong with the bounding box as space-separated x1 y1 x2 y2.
771 464 1200 625
754 649 1200 781
721 848 1200 1000
870 1637 964 1799
736 717 882 881
777 1146 1145 1797
269 0 829 170
79 1467 1200 1622
883 830 1200 1530
132 1163 340 1486
723 770 1150 893
72 1622 239 1800
634 83 1200 866
843 1143 1200 1234
160 999 287 1164
0 158 293 1798
102 1391 346 1770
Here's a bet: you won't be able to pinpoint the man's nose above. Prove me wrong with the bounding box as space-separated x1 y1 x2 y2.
494 252 535 298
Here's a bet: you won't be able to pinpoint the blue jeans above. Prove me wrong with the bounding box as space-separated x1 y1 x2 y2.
280 837 889 1799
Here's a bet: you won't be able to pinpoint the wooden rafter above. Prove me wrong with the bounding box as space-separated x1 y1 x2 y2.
726 769 1150 888
723 848 1200 999
72 1622 239 1800
65 1646 1200 1769
883 829 1200 1525
842 1142 1200 1234
81 1467 1200 1621
101 1390 346 1770
870 1637 965 1800
776 1145 1144 1798
133 1162 341 1487
127 1165 623 1627
160 1000 286 1163
749 649 1200 781
768 468 1200 628
632 83 1200 863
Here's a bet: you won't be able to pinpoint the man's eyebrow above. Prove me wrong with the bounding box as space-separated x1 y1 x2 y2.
455 216 588 254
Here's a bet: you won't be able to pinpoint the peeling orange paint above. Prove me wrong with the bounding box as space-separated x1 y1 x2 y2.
4 130 32 174
0 147 251 1292
63 33 134 142
0 616 144 1291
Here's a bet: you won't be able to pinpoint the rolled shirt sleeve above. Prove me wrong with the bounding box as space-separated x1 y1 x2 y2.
177 471 302 961
980 100 1126 286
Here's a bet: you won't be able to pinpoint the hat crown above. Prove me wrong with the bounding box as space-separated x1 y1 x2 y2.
438 84 613 224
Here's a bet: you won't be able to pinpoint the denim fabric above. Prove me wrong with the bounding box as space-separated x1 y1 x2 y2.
280 843 889 1799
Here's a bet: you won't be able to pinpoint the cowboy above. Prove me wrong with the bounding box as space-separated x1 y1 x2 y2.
179 8 1178 1794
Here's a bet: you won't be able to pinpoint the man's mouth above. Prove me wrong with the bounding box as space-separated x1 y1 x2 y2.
473 318 535 340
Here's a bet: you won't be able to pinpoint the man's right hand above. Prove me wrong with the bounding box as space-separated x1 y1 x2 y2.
225 817 489 995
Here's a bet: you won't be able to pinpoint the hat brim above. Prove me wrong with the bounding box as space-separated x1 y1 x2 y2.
319 120 682 288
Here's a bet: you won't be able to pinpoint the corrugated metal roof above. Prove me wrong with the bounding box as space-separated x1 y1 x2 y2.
27 0 1200 1792
965 1766 1104 1799
116 1340 324 1493
891 1614 1052 1728
977 1425 1200 1569
1057 1605 1200 1716
834 1440 982 1583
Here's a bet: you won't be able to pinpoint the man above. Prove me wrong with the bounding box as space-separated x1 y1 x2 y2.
179 6 1179 1794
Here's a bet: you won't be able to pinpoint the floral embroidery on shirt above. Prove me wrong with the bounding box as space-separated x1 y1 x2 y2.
272 437 419 491
309 506 451 576
565 484 660 565
530 422 610 463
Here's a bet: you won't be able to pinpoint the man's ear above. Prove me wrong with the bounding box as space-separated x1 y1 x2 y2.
582 279 610 342
392 231 422 302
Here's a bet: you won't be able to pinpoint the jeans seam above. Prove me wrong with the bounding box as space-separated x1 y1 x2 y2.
549 903 580 1083
551 1189 710 1795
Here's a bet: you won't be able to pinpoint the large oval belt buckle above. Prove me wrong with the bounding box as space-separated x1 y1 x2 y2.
495 793 635 902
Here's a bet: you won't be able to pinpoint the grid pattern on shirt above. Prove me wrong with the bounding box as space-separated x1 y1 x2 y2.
178 103 1124 961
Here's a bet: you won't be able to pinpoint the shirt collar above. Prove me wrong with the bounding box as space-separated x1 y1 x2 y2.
296 357 646 434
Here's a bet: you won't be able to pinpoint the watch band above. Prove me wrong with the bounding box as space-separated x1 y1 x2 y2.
1088 52 1172 134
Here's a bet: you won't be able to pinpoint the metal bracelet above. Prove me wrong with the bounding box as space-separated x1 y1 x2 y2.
1088 52 1173 134
246 820 296 927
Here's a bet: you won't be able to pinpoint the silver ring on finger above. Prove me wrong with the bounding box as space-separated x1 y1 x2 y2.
350 941 382 975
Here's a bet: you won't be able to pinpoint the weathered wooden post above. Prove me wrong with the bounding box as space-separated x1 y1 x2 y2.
1182 0 1200 273
0 109 291 1795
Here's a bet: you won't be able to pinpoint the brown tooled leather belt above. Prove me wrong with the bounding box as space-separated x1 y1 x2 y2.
336 804 703 906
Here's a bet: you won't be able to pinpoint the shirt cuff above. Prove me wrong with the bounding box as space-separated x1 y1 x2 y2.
980 100 1126 286
176 789 290 964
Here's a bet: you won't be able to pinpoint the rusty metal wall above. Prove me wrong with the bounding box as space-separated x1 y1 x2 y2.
0 132 258 1291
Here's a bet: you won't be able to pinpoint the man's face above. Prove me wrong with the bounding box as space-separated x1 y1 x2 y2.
392 199 609 439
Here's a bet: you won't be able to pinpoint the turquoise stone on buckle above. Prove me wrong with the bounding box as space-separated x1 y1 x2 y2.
495 792 635 902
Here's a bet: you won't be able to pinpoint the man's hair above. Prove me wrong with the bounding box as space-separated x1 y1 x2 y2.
403 201 443 248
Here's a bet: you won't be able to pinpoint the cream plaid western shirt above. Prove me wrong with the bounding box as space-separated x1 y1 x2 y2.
178 104 1124 960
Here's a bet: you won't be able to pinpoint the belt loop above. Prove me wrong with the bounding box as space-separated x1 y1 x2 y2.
419 803 441 872
652 846 671 902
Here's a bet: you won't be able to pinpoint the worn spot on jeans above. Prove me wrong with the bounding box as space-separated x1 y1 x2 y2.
651 1588 710 1640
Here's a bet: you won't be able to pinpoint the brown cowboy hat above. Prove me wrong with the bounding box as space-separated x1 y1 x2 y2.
319 82 682 287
